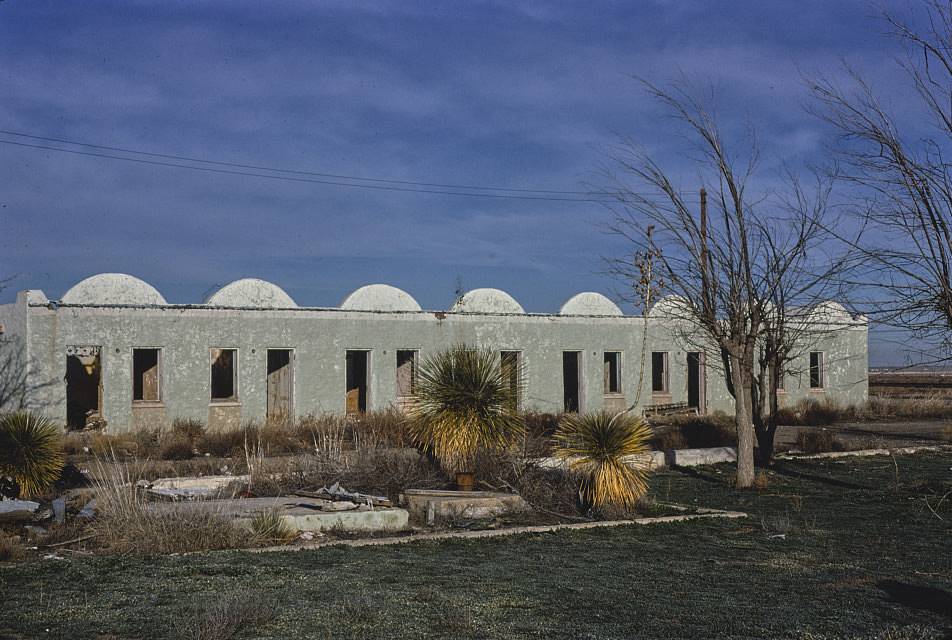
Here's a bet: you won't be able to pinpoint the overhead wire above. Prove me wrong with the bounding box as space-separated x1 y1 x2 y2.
0 130 609 202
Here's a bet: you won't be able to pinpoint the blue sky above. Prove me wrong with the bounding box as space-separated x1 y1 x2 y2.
0 1 924 364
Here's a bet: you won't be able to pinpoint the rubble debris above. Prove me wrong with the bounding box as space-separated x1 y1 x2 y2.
77 499 96 519
294 482 392 508
52 497 66 524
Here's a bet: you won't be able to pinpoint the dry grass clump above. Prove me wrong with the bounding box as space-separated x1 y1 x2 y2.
795 428 847 454
249 509 298 545
522 412 562 457
863 394 952 421
91 458 257 554
649 412 736 450
176 592 278 640
0 529 26 562
775 399 846 426
941 425 952 444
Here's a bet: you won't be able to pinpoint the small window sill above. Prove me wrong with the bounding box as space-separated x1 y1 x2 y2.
809 388 826 393
210 400 242 406
651 392 672 399
132 401 165 408
604 392 625 398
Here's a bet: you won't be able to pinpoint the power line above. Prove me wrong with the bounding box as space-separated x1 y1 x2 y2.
0 130 608 202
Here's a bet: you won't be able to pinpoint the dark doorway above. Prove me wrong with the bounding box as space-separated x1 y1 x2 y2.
346 350 369 413
267 349 293 423
687 352 705 412
563 351 581 413
65 347 102 430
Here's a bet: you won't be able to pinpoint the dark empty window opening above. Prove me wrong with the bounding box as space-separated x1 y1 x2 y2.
809 351 824 389
211 348 238 402
563 351 581 413
346 350 370 413
651 351 669 395
65 346 102 430
133 348 161 403
604 352 621 395
396 350 417 399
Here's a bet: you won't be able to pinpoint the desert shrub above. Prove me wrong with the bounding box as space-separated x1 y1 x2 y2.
0 530 25 562
171 417 205 441
649 412 736 450
347 410 411 449
942 425 952 444
554 412 653 513
795 428 846 454
0 411 65 497
522 412 562 457
160 436 195 461
776 398 846 426
197 427 249 458
176 592 278 640
408 345 524 476
513 465 585 516
91 457 257 553
863 395 952 421
249 509 297 545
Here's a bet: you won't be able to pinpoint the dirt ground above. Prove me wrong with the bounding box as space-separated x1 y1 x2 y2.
773 420 951 452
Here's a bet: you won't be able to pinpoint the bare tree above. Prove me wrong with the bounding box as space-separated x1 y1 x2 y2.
597 76 839 483
805 1 952 349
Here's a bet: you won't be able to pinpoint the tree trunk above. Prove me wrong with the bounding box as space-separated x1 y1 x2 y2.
730 355 756 487
755 424 776 467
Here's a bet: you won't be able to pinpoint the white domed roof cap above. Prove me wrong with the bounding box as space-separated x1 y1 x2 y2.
205 279 297 308
61 273 167 306
340 284 422 311
559 292 623 316
807 300 853 324
450 288 525 314
647 295 693 318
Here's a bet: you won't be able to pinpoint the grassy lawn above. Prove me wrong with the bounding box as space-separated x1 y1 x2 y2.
2 451 950 639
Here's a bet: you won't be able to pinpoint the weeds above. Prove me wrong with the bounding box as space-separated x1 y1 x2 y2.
0 530 25 562
795 428 846 454
176 592 278 640
249 509 298 545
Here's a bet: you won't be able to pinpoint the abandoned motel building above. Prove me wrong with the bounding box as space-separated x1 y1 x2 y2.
0 273 868 433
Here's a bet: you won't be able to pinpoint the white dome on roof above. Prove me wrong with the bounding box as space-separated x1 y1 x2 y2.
61 273 167 306
450 288 525 314
340 284 421 311
559 292 623 316
647 295 693 318
205 279 297 308
807 300 853 324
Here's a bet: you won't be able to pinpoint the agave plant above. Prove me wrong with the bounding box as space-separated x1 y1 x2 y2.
553 411 653 512
0 411 65 497
408 345 524 481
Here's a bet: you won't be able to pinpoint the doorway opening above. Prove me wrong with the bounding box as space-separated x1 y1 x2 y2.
346 350 370 413
562 351 581 413
267 349 294 424
65 346 102 430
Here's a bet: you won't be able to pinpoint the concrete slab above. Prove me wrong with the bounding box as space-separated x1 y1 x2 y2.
145 474 250 499
536 446 738 470
402 490 529 524
143 496 409 533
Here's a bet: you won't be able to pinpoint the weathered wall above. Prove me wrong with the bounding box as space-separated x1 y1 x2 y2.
2 275 869 431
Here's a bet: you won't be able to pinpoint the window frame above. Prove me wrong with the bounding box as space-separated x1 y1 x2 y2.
809 351 825 390
651 351 670 396
604 351 622 396
132 347 163 405
210 347 239 404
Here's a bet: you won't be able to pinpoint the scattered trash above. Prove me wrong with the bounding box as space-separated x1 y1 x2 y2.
770 534 786 539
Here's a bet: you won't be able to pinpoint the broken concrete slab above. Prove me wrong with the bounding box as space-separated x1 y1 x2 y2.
77 499 96 519
142 496 409 533
535 446 738 470
52 496 66 524
0 500 40 521
145 474 251 499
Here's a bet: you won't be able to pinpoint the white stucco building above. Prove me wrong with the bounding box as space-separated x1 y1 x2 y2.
0 273 868 432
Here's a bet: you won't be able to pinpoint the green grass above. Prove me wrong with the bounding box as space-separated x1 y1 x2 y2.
2 451 950 639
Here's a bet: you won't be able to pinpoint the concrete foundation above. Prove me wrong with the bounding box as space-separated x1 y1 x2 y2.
402 489 529 524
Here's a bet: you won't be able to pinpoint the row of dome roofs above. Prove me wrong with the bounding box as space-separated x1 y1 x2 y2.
52 273 627 316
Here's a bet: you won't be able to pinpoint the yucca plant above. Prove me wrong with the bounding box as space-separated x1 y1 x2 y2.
249 508 298 545
553 411 653 513
0 411 65 497
408 345 524 486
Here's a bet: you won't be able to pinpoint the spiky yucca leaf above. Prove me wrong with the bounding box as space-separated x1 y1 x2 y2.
0 411 65 497
553 412 653 510
408 345 524 474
